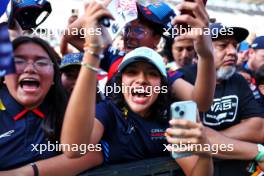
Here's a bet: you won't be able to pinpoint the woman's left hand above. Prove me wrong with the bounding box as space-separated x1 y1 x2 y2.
166 118 211 157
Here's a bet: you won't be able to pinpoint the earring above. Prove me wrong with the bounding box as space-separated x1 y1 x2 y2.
122 107 128 119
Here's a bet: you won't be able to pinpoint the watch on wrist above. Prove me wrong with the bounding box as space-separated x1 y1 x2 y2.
255 144 264 162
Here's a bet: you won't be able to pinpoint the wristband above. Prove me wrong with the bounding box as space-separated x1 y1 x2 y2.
83 48 104 60
255 144 264 162
81 62 100 73
30 163 39 176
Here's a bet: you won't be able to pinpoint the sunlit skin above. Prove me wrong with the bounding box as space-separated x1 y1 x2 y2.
121 62 161 117
172 39 195 68
123 19 161 52
4 43 54 109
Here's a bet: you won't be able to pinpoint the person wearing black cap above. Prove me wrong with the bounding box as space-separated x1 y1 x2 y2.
179 23 264 175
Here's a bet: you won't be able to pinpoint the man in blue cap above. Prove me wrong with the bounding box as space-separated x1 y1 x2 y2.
241 36 264 103
246 36 264 73
179 22 264 175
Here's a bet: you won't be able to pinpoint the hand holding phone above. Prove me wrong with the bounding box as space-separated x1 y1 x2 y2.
169 101 197 159
178 0 207 29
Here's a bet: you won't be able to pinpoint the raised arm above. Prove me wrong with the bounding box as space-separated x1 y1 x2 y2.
61 1 113 157
171 0 215 112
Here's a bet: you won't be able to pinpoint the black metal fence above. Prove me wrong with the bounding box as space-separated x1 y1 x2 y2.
80 157 184 176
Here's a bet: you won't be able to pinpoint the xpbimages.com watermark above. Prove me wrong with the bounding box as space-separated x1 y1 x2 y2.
30 27 102 38
31 141 102 155
163 25 234 39
99 83 168 97
163 141 234 155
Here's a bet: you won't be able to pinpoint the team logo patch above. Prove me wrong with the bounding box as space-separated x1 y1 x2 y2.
150 128 166 140
202 95 238 126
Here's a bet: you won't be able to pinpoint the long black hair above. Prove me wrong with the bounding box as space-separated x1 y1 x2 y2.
2 36 67 143
110 68 170 122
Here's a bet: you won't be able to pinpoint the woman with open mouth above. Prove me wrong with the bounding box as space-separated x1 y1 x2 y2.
62 45 213 175
0 36 103 175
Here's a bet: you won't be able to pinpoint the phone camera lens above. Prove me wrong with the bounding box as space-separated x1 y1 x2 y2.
175 106 180 112
179 111 184 116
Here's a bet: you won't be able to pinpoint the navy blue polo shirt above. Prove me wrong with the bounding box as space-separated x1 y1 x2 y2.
96 100 170 164
0 86 58 170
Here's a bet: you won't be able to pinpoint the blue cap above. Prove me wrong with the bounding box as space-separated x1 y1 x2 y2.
252 36 264 50
238 41 250 51
209 23 249 43
118 47 167 78
137 2 176 36
60 53 83 70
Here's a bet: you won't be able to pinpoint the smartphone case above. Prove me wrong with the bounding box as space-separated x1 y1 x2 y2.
170 101 197 159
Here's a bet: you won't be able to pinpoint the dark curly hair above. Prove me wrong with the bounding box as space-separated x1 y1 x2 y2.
109 68 170 122
1 36 67 143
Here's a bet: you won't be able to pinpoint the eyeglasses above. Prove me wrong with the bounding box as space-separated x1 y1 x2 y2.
123 26 149 39
14 57 53 72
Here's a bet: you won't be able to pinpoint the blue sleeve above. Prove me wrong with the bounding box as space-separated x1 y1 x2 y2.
96 101 112 130
167 69 184 87
100 46 125 72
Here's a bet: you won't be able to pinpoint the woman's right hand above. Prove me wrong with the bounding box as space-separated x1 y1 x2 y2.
65 0 113 51
81 0 113 50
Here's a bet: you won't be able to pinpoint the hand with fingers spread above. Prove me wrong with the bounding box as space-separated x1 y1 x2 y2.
171 0 213 60
166 118 211 157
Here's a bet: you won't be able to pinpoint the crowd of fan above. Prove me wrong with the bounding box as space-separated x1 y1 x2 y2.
1 0 264 176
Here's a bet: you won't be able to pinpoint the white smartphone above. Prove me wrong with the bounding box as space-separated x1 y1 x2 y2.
170 101 197 159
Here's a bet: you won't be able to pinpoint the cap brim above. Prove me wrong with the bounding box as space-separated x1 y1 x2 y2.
231 27 249 43
118 57 162 76
60 63 81 70
212 27 249 43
